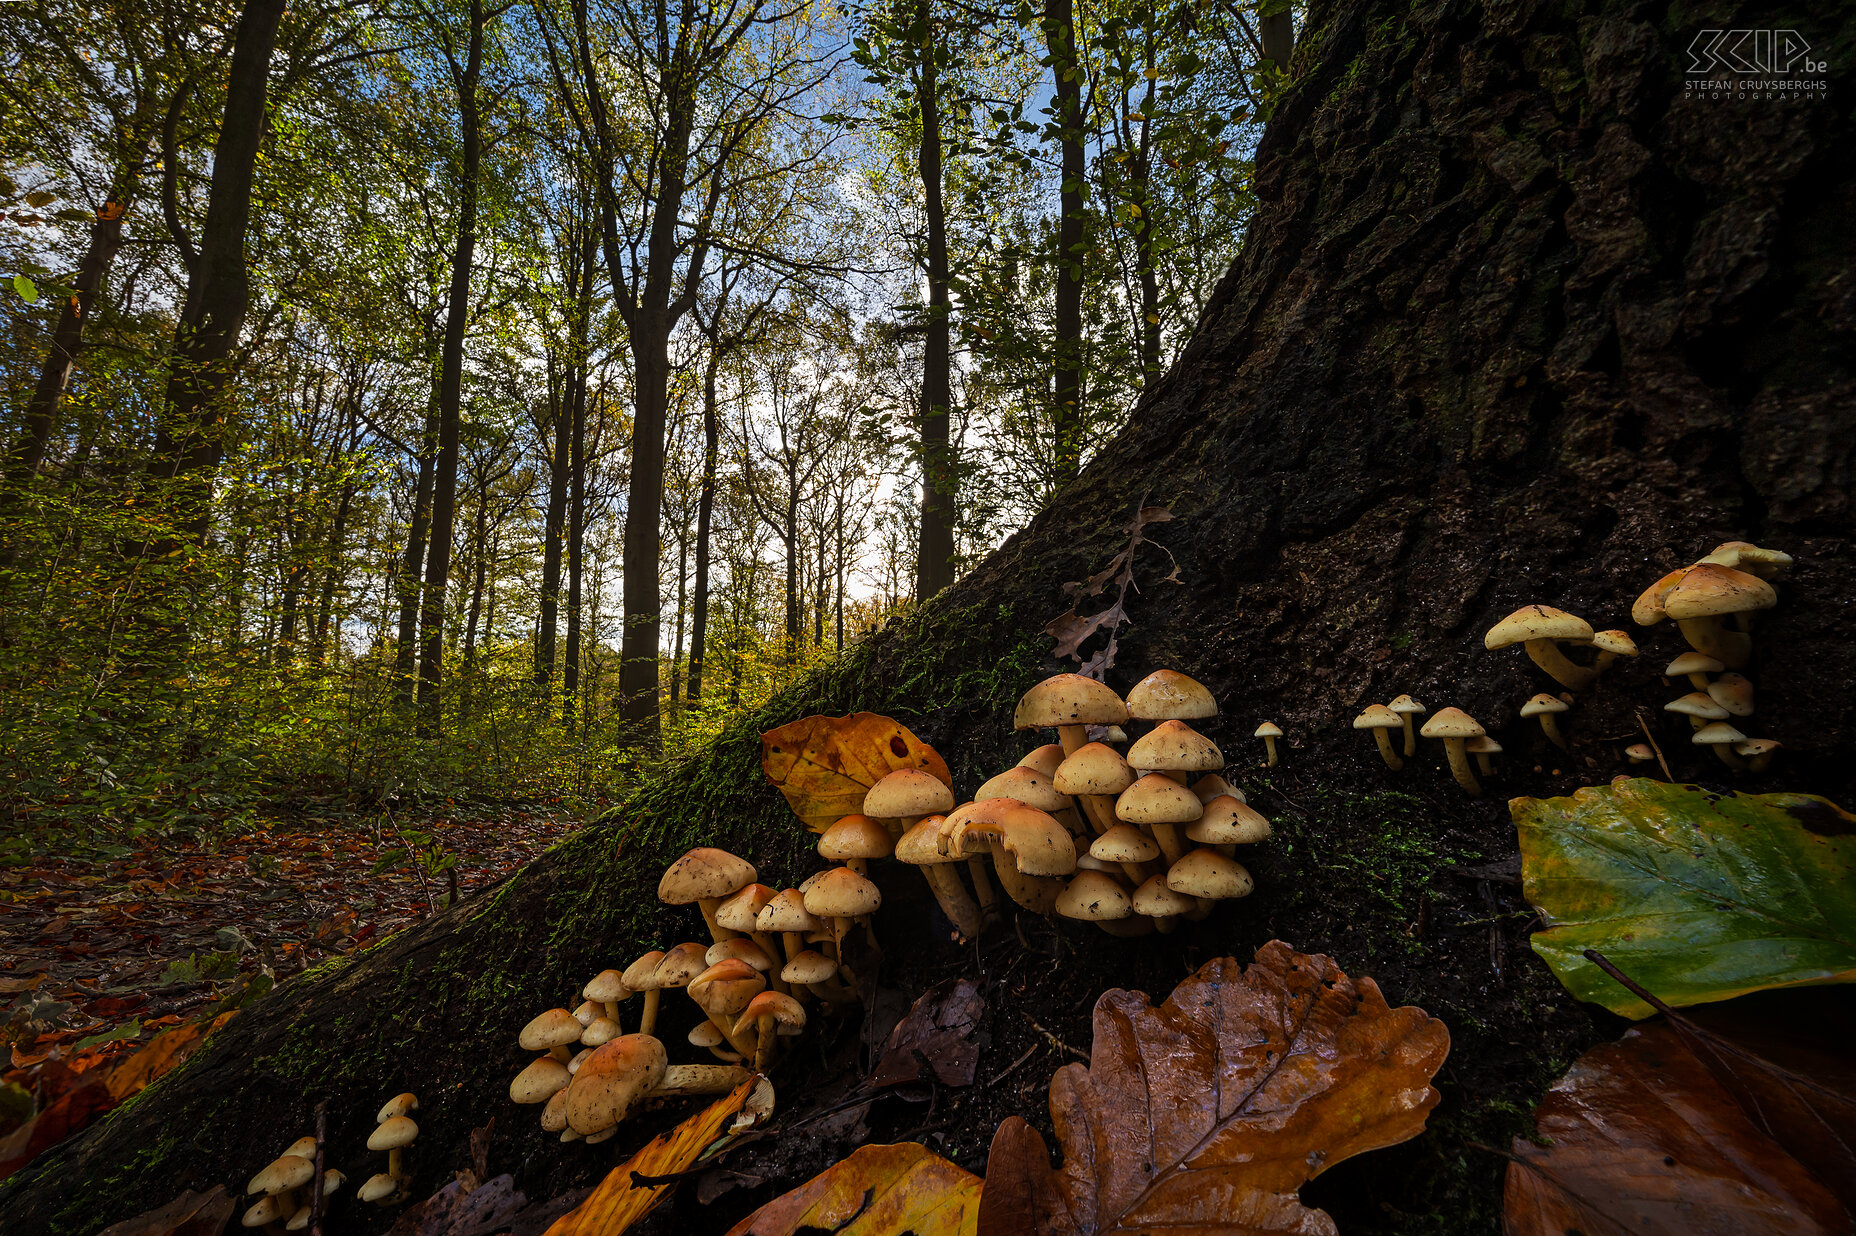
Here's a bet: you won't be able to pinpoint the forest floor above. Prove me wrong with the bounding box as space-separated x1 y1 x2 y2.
1 802 586 1079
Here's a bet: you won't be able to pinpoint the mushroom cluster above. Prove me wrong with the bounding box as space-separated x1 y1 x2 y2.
888 670 1270 937
358 1093 418 1206
1635 542 1788 772
1484 605 1639 692
1353 695 1499 796
241 1136 343 1231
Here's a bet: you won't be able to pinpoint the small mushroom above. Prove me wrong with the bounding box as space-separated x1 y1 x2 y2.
756 890 822 966
1707 673 1755 717
1055 870 1133 923
1625 743 1656 764
658 848 758 944
1353 704 1404 770
620 951 667 1036
519 1009 584 1063
1167 847 1254 907
688 960 766 1057
780 949 856 1004
1130 874 1197 929
1014 673 1130 756
1191 773 1245 804
582 971 630 1026
1466 735 1503 776
510 1055 571 1104
1387 695 1426 757
738 989 806 1072
1632 567 1691 627
563 1033 668 1136
1052 741 1136 836
1254 721 1283 767
368 1115 418 1188
376 1093 418 1122
1692 721 1748 770
1520 693 1570 750
1420 707 1485 796
357 1174 400 1206
716 884 785 989
1590 630 1639 675
1735 738 1781 772
689 1019 742 1063
1126 720 1224 791
863 768 956 839
1696 540 1791 579
243 1195 291 1228
1124 669 1218 719
1661 564 1776 669
1114 772 1202 866
894 818 983 939
1666 691 1729 730
802 867 882 974
1485 605 1598 690
1017 743 1067 779
1089 824 1161 886
1186 796 1271 857
1665 651 1725 691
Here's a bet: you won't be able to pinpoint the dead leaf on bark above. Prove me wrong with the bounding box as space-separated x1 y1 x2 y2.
93 1186 235 1236
761 713 952 833
1043 502 1179 680
1504 1021 1851 1235
387 1174 527 1236
726 1142 982 1236
977 940 1449 1236
866 978 983 1090
543 1078 755 1235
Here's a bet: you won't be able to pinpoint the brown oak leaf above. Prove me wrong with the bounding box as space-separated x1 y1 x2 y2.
977 940 1449 1236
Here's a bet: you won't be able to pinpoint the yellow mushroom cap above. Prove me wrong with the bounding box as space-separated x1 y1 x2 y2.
818 817 894 864
1055 870 1133 921
1387 695 1425 716
1115 772 1203 824
1693 721 1748 746
1666 651 1725 677
781 950 840 985
367 1116 418 1151
714 883 779 934
1625 743 1655 762
1592 630 1638 656
1697 541 1792 578
376 1093 419 1122
705 937 775 972
510 1056 572 1104
651 942 711 989
1089 824 1160 865
1126 719 1224 772
1466 736 1503 756
803 866 882 918
582 970 629 1005
1485 604 1593 649
863 768 955 819
243 1196 290 1227
1735 738 1782 757
540 1088 571 1133
1167 848 1254 899
1420 707 1485 739
1707 674 1755 717
741 990 806 1032
1130 874 1197 918
1052 742 1136 796
1519 693 1569 717
1353 704 1401 729
894 817 961 865
620 950 667 991
1013 673 1128 730
1632 567 1691 626
1663 564 1776 619
1665 692 1729 721
975 765 1071 812
357 1174 400 1204
689 1021 728 1050
1186 796 1271 845
519 1008 583 1052
1191 773 1245 804
564 1034 668 1135
942 799 1077 875
282 1136 320 1160
1124 669 1217 720
1016 744 1067 779
658 847 757 906
1253 721 1283 739
580 1016 625 1047
689 960 766 1019
249 1155 315 1197
756 887 822 933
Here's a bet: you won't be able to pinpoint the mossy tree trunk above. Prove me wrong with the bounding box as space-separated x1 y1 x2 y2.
4 0 1852 1230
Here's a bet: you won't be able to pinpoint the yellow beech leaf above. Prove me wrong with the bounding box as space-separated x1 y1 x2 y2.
106 1011 236 1102
544 1079 754 1236
727 1143 981 1236
761 713 952 833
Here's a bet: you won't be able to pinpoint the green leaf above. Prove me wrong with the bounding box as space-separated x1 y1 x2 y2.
13 275 38 303
76 1017 143 1049
1516 778 1856 1018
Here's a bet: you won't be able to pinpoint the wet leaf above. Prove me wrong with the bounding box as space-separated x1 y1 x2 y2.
726 1143 982 1236
93 1186 235 1236
1503 1021 1850 1235
761 713 951 833
1515 779 1856 1018
976 940 1449 1236
866 977 983 1089
106 1011 235 1101
0 1078 112 1182
543 1078 754 1235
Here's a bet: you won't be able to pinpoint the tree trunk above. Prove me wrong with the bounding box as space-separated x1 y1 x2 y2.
9 2 1854 1232
1260 5 1293 66
534 365 571 690
394 417 437 708
146 0 285 544
417 0 488 728
562 368 586 725
688 345 721 700
914 0 956 602
1044 0 1084 480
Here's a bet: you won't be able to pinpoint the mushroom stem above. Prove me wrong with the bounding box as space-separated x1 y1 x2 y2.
548 1044 572 1063
1077 795 1118 835
712 1012 757 1058
1400 716 1417 758
751 1015 777 1073
1151 915 1176 934
1523 638 1597 691
1371 728 1403 770
1676 618 1751 670
388 1147 405 1182
920 864 984 938
638 990 661 1037
1441 738 1482 795
847 858 868 876
1710 743 1748 771
751 931 791 994
1262 735 1279 767
1475 750 1495 776
1116 860 1151 886
1148 822 1185 865
966 856 999 917
602 1000 621 1024
696 898 737 944
1539 713 1568 751
1057 723 1089 757
656 1064 756 1096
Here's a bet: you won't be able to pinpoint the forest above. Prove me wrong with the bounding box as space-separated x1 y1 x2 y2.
3 0 1854 1232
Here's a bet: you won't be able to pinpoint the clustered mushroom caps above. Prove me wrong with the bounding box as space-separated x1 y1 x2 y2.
243 1130 344 1232
353 1093 418 1208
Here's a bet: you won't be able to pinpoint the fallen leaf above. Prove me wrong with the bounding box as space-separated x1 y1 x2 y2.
976 941 1449 1236
866 978 983 1089
0 975 45 994
93 1186 236 1236
761 714 952 833
543 1078 755 1235
727 1143 982 1236
106 1011 235 1102
388 1174 528 1236
0 1078 113 1181
1503 1021 1850 1235
1516 780 1856 1017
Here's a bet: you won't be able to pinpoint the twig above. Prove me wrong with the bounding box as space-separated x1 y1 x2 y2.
309 1100 328 1236
1024 1013 1089 1061
986 1043 1041 1087
382 804 437 916
1633 709 1673 781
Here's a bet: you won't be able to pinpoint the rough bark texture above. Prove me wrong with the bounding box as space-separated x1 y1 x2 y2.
4 0 1853 1231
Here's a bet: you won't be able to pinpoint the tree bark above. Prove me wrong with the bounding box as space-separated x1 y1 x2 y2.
8 1 1854 1231
1045 0 1084 480
562 367 586 725
534 361 571 690
914 0 956 602
146 0 286 545
688 342 722 700
394 416 437 708
417 0 489 727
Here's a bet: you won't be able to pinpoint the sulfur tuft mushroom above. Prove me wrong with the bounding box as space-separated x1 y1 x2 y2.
620 951 667 1036
817 816 893 877
1466 735 1503 776
1253 721 1283 767
1661 564 1776 669
1707 673 1755 717
1090 824 1160 886
802 867 882 974
582 971 630 1026
688 960 766 1057
941 799 1074 913
1520 693 1570 750
1625 743 1656 765
1420 707 1485 796
1665 651 1725 691
1735 738 1781 772
1016 744 1067 779
1353 704 1404 770
1387 695 1426 757
659 848 758 944
1114 772 1202 866
1014 673 1129 757
1055 870 1133 923
1124 669 1217 719
863 768 955 830
1692 720 1748 770
738 989 806 1072
1052 741 1136 836
1665 691 1728 730
564 1034 668 1137
1591 629 1639 675
519 1009 584 1063
1484 605 1598 690
895 817 984 939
